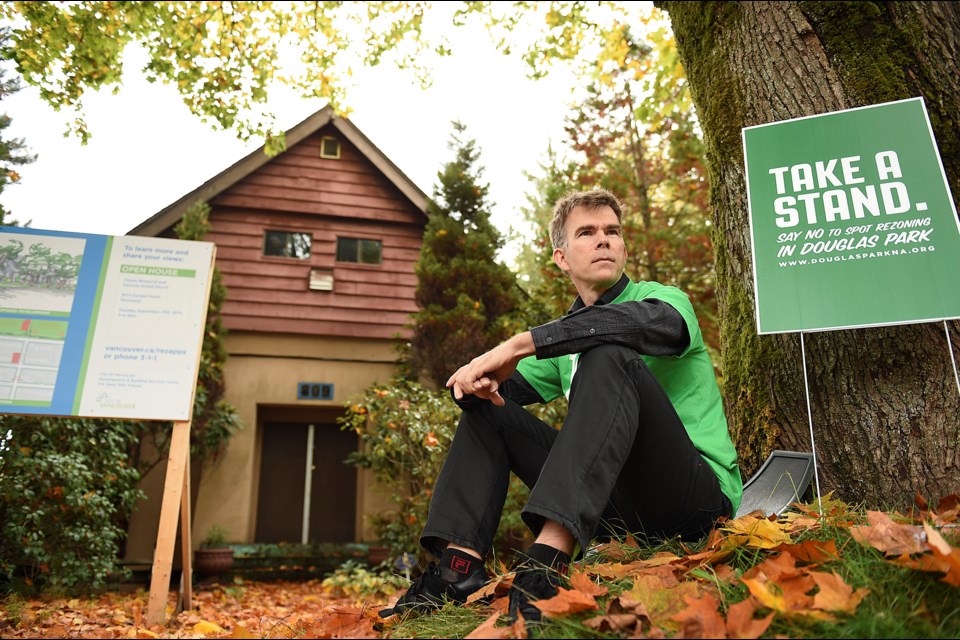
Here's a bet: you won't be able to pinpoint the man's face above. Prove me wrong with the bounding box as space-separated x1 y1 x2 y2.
553 205 628 297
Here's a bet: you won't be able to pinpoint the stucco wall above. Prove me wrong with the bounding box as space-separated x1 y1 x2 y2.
124 331 401 560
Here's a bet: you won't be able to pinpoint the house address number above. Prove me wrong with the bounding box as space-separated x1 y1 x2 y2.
297 382 334 400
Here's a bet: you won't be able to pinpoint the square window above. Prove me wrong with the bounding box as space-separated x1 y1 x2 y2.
336 237 381 264
335 237 357 263
320 136 341 159
264 231 311 259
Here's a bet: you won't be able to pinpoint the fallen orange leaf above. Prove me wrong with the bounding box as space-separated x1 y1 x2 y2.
310 605 377 639
772 539 840 564
465 611 512 639
589 562 636 579
725 598 774 639
850 511 926 556
590 535 641 561
914 492 960 526
583 612 638 632
809 571 869 614
923 522 960 586
742 551 804 583
570 571 609 597
741 554 834 621
780 513 824 535
532 587 598 617
490 595 510 614
466 572 515 604
670 593 727 639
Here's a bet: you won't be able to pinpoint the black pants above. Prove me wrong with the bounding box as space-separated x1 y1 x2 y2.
420 344 731 558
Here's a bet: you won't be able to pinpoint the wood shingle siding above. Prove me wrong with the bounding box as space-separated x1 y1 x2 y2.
131 108 427 341
213 130 422 225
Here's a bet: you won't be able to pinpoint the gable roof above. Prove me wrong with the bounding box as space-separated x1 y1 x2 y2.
129 105 429 236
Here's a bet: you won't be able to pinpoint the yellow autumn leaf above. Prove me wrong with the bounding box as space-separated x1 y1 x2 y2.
741 575 786 613
229 624 255 639
193 620 226 635
722 515 792 549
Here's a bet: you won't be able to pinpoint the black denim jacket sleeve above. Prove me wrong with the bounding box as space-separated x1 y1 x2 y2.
529 298 689 360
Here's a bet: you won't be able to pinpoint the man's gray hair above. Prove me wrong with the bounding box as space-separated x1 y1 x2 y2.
549 188 624 250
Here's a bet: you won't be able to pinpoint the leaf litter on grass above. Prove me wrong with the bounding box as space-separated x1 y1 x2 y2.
0 578 383 639
3 493 958 639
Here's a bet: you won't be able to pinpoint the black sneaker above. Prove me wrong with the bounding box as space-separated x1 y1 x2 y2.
507 563 564 625
378 561 486 618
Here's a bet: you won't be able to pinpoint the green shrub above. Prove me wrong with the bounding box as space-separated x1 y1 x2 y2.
320 559 404 597
0 417 144 592
201 524 230 548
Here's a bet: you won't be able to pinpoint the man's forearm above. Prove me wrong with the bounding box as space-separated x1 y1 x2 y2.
447 331 536 405
504 331 536 362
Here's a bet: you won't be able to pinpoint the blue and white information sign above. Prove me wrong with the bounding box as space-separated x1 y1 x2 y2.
0 226 213 420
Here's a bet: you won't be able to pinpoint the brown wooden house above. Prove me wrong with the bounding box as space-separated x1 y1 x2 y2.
122 106 428 559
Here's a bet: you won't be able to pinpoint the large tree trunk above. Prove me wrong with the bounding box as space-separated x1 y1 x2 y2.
658 1 960 508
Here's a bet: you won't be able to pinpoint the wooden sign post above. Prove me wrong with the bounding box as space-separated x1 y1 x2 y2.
146 421 194 625
179 441 193 613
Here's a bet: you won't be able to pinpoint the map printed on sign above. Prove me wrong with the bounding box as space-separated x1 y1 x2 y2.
743 97 960 334
0 226 213 420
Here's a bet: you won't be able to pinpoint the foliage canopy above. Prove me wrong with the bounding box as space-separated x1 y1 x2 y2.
0 2 657 150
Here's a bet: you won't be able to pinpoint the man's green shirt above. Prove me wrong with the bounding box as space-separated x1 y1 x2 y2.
516 279 743 514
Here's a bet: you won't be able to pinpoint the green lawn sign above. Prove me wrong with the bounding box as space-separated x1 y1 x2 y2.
743 97 960 334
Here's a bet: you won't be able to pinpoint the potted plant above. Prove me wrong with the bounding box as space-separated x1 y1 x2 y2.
193 524 234 577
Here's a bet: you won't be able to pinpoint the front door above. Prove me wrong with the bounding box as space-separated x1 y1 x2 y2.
255 421 357 543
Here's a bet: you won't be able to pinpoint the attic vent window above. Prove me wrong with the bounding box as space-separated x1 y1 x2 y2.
336 237 382 265
264 230 312 259
320 136 341 159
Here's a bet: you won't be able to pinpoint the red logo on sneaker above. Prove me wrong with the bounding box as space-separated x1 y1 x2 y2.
450 556 472 574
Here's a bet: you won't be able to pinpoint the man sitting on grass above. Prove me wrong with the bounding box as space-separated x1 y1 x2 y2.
380 188 742 625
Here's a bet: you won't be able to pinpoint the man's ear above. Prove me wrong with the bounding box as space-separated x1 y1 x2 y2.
553 247 569 273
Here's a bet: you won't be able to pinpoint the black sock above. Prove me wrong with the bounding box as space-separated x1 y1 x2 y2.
521 543 571 574
439 547 483 582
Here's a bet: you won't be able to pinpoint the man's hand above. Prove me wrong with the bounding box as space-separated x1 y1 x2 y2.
447 332 535 406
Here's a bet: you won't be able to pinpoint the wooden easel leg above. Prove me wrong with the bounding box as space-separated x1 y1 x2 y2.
177 443 193 613
146 421 191 627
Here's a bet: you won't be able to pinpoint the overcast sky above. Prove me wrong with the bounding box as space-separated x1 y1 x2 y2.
0 17 585 264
